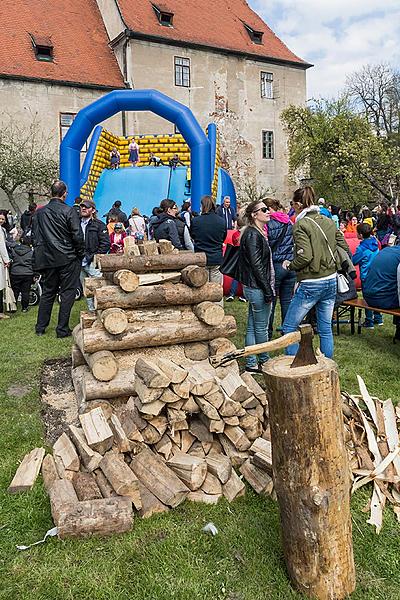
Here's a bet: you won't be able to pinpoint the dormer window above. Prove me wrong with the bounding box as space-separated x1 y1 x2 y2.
30 34 54 61
152 4 174 27
244 24 263 45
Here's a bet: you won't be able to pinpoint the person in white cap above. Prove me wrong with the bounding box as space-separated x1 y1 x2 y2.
318 197 332 219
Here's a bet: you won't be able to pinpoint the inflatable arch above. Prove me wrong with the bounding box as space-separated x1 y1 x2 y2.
60 89 212 212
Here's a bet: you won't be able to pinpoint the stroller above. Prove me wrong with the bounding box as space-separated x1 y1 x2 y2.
28 275 83 306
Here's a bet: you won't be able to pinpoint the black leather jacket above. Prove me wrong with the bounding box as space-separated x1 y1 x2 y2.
236 226 274 302
83 218 110 264
32 198 84 270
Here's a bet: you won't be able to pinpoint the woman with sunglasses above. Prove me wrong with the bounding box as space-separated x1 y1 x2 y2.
236 200 275 373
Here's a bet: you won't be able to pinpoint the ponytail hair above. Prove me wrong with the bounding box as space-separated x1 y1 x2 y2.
264 198 285 212
292 186 315 208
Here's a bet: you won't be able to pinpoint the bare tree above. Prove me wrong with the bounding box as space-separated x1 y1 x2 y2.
0 116 59 215
346 63 400 138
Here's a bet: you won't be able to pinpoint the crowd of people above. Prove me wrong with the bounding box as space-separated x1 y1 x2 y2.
0 184 399 365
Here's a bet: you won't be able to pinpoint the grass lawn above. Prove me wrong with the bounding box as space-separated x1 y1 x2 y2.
1 300 400 600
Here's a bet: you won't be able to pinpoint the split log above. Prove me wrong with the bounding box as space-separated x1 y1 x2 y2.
138 481 169 518
194 396 220 420
142 240 158 256
109 414 131 453
53 433 80 471
224 426 251 451
97 252 206 273
82 315 236 353
202 472 222 495
198 412 224 434
158 239 174 254
203 389 224 410
113 269 139 292
130 447 189 507
223 469 246 502
134 377 164 404
48 479 78 524
116 406 144 442
193 301 225 326
219 393 244 418
141 423 163 444
71 365 86 406
182 396 200 414
56 497 133 539
53 455 74 480
166 453 207 491
189 418 213 443
94 470 117 498
188 363 218 396
263 355 356 600
135 358 171 388
155 435 173 460
69 425 103 472
171 379 191 399
148 415 168 436
100 453 141 510
219 435 249 467
8 447 45 494
181 265 208 288
94 282 222 310
139 272 181 286
239 459 273 495
241 372 268 406
79 408 114 455
123 236 140 255
242 417 263 441
181 430 196 453
187 490 221 504
220 373 253 404
41 454 60 492
81 399 113 419
72 471 103 501
156 358 188 384
184 342 210 361
205 454 232 484
224 416 240 426
83 276 108 298
137 398 165 417
100 308 129 335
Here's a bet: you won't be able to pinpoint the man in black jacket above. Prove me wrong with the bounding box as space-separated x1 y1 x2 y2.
20 203 37 233
153 199 194 250
32 180 84 337
79 199 110 311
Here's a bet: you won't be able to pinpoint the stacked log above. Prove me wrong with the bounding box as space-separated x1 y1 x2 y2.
39 247 276 536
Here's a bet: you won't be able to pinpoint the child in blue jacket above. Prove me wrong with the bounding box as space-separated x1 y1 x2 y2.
353 223 382 328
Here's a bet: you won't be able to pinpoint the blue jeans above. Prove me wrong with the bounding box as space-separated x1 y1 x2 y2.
268 262 296 337
80 262 102 311
243 286 272 368
282 278 337 359
364 309 383 326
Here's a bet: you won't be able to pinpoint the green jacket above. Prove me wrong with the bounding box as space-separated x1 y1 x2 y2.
289 210 349 281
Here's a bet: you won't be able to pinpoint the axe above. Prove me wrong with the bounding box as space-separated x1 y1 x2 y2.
210 324 317 369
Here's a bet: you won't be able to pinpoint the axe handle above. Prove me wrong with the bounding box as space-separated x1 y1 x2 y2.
211 331 301 367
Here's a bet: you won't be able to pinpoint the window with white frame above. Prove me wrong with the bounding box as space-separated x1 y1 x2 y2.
261 72 273 99
60 113 87 151
262 131 274 159
174 57 190 87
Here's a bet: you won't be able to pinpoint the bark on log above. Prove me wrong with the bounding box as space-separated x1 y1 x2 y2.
130 447 189 508
193 301 225 326
94 282 222 310
113 269 139 292
53 433 80 471
100 308 129 335
124 305 193 323
56 497 133 538
138 481 169 518
79 407 114 455
181 265 208 288
73 325 119 382
83 277 108 298
48 479 78 524
134 358 171 388
82 316 236 353
97 252 206 273
263 355 356 600
100 452 142 510
79 365 136 401
71 344 85 368
68 425 103 472
72 471 103 501
41 454 60 492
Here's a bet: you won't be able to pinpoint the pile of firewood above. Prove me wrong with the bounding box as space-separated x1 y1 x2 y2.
342 376 400 533
6 244 277 538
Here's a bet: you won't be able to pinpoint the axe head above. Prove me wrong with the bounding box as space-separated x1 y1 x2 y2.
290 324 318 368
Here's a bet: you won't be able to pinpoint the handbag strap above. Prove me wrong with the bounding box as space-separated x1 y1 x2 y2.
304 217 336 266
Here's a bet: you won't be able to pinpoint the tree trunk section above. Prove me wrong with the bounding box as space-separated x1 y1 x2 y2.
263 355 356 600
181 265 208 288
100 308 129 335
73 325 119 381
96 252 206 273
78 365 136 401
112 269 139 292
82 315 236 353
94 282 222 310
193 301 225 325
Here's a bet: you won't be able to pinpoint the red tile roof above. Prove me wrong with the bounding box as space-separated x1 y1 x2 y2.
0 0 125 88
118 0 307 66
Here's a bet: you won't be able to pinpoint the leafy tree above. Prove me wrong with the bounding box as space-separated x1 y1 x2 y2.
281 97 400 208
0 116 59 215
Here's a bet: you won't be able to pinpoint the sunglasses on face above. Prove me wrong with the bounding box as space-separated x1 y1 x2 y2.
254 206 269 214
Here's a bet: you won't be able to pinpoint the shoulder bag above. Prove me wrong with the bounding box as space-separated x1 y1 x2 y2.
304 217 349 293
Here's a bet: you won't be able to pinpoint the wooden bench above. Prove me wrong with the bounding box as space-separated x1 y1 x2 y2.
336 298 400 335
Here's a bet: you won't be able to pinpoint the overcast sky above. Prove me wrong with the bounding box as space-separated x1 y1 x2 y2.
250 0 400 100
